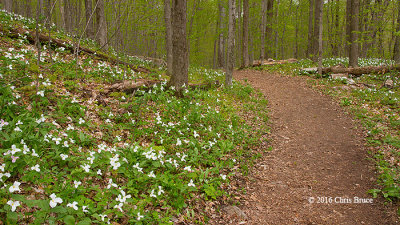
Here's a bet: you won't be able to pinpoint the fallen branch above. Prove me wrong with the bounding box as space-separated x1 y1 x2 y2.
302 65 400 76
0 24 150 74
105 80 220 94
251 58 297 67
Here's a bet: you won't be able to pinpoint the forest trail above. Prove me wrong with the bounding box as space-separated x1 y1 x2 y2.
218 70 398 224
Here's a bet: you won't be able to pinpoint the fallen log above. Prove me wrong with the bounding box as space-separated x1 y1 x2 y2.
320 65 400 76
105 80 221 94
251 58 298 67
0 24 150 74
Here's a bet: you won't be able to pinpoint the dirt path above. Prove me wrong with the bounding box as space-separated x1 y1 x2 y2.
215 70 398 224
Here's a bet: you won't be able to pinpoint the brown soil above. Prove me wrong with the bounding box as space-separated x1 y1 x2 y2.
212 70 398 224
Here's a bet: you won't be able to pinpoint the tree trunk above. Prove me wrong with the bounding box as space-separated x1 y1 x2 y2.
4 0 12 12
345 0 351 55
63 0 72 32
393 0 400 63
317 0 324 74
307 0 314 58
264 0 274 59
312 0 322 62
226 0 236 87
333 0 339 56
25 0 32 18
164 0 173 75
85 0 95 39
349 0 359 67
260 0 266 61
170 0 188 94
218 1 225 68
242 0 249 67
95 0 108 49
294 3 299 58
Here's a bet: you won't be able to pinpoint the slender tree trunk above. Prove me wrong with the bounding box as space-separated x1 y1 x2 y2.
85 0 94 39
170 0 188 94
349 0 359 67
226 0 236 87
242 0 249 67
333 0 340 56
4 0 12 12
345 0 351 55
280 0 292 59
307 0 314 58
26 0 32 18
393 0 400 63
312 0 322 62
295 3 299 58
96 0 108 49
264 0 274 59
274 0 280 59
164 0 173 75
318 0 324 74
217 1 225 68
260 0 266 61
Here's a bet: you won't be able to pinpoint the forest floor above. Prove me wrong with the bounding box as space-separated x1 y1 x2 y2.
212 70 399 224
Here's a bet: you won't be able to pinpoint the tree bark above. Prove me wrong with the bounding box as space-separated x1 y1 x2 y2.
345 0 351 55
317 0 324 74
260 0 266 61
321 64 400 76
307 0 314 58
332 0 340 56
85 0 95 39
164 0 173 75
349 0 359 67
226 0 236 87
4 0 12 12
264 0 274 59
393 0 400 63
217 1 225 68
312 0 322 62
96 0 108 49
242 0 249 67
169 0 188 94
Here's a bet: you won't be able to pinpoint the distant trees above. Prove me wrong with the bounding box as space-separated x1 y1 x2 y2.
3 0 400 69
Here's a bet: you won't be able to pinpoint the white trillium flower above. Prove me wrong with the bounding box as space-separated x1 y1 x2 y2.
49 194 63 208
78 118 85 125
188 179 195 187
37 90 44 97
221 174 227 180
67 201 78 210
9 181 21 193
99 214 107 221
81 164 90 173
31 164 40 172
74 180 81 188
148 171 156 178
137 212 144 221
7 200 20 212
60 154 68 160
82 205 89 213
